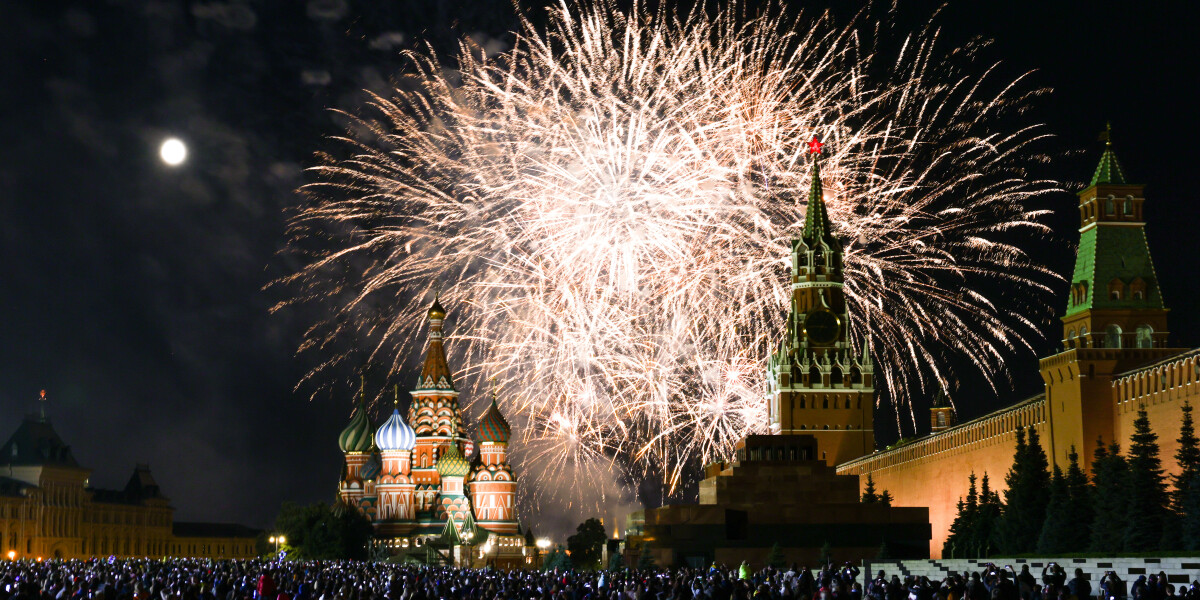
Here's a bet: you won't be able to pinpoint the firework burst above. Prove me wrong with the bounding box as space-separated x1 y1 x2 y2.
280 0 1062 507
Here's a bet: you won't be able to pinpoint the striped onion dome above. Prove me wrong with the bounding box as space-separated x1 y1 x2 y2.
360 446 382 480
337 399 373 453
436 442 471 478
376 408 416 451
478 397 511 443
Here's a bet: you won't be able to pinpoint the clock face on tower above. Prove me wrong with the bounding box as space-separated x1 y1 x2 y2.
803 310 841 345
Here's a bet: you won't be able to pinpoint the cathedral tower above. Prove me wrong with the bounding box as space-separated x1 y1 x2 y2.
467 390 519 535
1040 127 1185 470
375 387 417 532
767 139 875 466
408 298 470 490
337 384 373 507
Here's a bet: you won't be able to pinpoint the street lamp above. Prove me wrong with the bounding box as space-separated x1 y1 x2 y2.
268 535 286 554
6 551 13 560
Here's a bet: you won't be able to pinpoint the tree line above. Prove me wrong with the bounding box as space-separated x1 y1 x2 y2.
944 401 1200 556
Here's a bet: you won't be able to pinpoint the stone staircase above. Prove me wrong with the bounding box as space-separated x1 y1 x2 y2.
862 558 1200 586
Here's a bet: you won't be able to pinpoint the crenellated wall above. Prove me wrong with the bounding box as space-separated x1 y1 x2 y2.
837 396 1049 558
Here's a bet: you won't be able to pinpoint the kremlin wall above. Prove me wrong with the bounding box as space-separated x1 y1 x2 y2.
836 139 1200 557
635 135 1200 566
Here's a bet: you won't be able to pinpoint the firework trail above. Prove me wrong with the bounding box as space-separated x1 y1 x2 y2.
280 0 1062 507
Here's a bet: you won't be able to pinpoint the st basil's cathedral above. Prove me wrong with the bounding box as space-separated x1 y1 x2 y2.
335 299 532 565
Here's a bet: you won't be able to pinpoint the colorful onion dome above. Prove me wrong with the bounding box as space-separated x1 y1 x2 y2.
360 446 382 480
437 442 471 478
478 397 511 443
338 396 373 453
376 408 416 451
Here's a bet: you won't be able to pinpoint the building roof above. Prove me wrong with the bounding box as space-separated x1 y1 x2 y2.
0 416 82 468
88 464 170 505
172 522 261 538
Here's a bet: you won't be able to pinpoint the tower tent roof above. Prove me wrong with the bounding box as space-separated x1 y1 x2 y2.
1091 126 1128 186
416 299 456 392
801 155 836 247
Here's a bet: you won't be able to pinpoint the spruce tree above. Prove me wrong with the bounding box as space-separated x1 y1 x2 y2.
880 490 894 507
863 474 878 503
1063 446 1094 551
1124 405 1169 550
1183 473 1200 550
1036 464 1071 554
1175 404 1200 550
1089 439 1128 552
1000 426 1050 554
1175 402 1200 512
943 474 978 558
975 473 1002 557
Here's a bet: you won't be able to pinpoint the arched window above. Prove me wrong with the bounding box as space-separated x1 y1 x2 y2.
1067 328 1077 348
850 367 863 385
809 366 821 387
1105 196 1115 215
822 397 829 409
799 398 806 409
1106 324 1123 348
831 366 843 386
1136 325 1154 349
1124 196 1134 215
1080 326 1089 347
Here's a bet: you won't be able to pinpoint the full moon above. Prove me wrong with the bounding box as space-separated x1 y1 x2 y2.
159 138 187 166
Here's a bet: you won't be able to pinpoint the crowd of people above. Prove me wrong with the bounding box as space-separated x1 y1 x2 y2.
0 558 1194 600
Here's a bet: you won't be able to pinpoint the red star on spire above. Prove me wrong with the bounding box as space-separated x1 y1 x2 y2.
807 136 823 155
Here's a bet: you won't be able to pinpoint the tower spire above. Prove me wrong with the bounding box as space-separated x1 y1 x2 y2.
1091 122 1127 185
416 294 455 391
801 137 835 245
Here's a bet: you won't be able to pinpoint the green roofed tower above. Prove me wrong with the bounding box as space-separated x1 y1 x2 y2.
1061 127 1169 351
1038 126 1186 475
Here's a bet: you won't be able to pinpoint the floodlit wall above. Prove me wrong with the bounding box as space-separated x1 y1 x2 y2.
837 397 1049 559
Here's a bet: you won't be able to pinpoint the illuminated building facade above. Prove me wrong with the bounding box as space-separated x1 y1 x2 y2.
337 299 533 566
0 398 258 559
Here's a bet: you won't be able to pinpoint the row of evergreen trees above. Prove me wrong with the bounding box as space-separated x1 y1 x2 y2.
944 402 1200 557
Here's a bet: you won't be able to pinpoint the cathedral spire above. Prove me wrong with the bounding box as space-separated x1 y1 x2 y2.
801 137 835 246
416 294 455 392
1091 122 1127 186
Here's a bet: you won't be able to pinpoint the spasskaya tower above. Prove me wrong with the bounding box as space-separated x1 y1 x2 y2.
766 138 875 465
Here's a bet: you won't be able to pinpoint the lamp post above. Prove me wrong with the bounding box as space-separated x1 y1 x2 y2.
536 538 550 568
268 535 286 555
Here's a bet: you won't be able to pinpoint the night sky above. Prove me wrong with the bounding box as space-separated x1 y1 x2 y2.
2 0 1199 537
